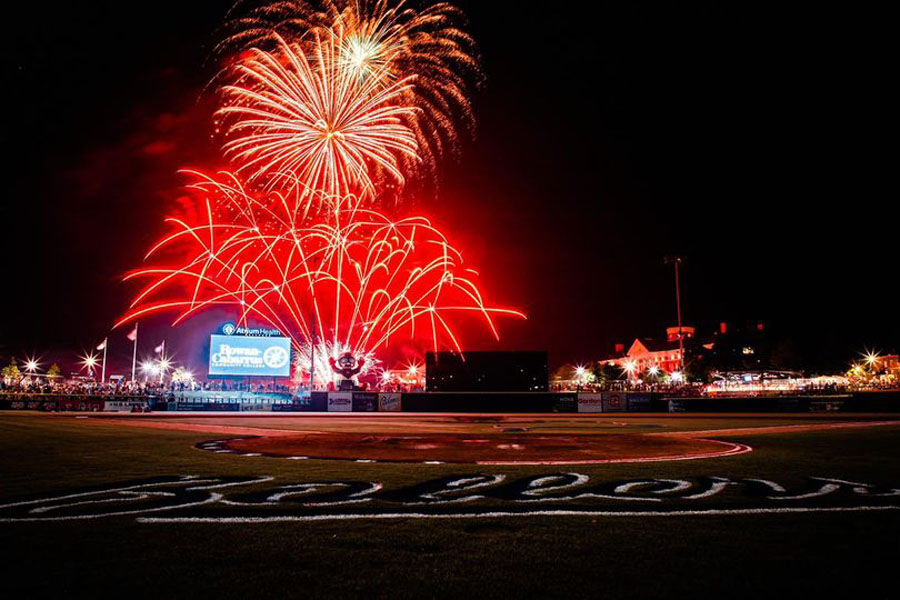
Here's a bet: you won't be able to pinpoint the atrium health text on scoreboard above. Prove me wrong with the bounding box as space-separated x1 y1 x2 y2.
208 335 292 377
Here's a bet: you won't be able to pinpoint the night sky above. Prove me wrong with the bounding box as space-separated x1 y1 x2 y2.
2 1 896 374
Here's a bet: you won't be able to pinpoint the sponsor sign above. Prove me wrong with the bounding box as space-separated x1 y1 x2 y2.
378 393 402 412
103 401 146 412
271 404 304 412
174 402 241 412
577 393 603 413
327 392 353 412
352 392 378 412
553 394 578 413
602 392 626 412
208 334 292 377
626 393 652 412
220 322 282 337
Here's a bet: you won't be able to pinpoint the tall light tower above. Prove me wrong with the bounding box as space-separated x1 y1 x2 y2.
664 256 686 372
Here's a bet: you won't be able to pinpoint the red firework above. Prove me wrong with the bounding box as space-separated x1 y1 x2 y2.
117 171 524 374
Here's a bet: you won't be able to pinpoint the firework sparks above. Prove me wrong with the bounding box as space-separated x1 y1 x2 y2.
217 33 419 205
293 339 380 388
219 0 481 178
117 171 523 383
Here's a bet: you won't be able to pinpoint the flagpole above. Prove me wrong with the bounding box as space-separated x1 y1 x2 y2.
131 323 139 382
100 337 108 384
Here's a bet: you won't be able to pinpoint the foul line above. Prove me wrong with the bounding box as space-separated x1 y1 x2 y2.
137 504 900 523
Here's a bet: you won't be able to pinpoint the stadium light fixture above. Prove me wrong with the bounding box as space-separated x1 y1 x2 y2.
80 352 99 374
24 356 41 373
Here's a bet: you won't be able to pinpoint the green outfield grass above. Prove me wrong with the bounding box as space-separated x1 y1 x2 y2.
1 412 899 599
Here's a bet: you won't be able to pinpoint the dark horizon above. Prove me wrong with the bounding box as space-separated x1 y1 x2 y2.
3 1 896 374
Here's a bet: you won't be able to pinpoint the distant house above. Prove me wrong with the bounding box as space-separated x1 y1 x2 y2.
608 338 685 378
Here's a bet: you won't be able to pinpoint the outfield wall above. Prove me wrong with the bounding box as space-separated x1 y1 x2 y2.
1 390 898 413
667 392 900 413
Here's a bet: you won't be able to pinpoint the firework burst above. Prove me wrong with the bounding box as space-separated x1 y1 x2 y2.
117 171 523 384
217 33 419 205
219 0 481 179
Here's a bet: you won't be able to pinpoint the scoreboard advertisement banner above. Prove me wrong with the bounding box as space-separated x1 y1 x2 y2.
208 335 292 377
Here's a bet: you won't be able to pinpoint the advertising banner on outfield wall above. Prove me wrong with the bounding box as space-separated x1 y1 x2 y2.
602 392 626 412
577 393 603 413
352 392 378 412
378 393 402 412
327 392 353 412
103 401 146 412
553 394 578 412
626 393 652 411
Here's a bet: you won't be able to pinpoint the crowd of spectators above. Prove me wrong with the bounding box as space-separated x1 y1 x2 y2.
0 376 417 398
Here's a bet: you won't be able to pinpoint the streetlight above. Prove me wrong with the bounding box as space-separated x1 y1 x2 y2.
23 356 40 374
864 351 880 367
81 352 99 377
622 360 637 381
140 360 157 377
157 356 171 383
574 365 588 390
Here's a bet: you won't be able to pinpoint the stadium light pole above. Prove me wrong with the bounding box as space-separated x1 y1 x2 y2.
664 256 686 372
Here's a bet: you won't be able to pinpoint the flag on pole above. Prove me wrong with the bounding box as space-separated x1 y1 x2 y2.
130 323 139 382
96 339 107 351
154 342 164 354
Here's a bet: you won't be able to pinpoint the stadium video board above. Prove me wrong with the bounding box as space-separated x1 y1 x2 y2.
208 334 292 377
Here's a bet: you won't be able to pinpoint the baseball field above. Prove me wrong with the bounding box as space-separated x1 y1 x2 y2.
2 411 899 598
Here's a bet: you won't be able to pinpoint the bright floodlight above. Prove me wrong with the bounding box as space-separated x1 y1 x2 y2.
575 365 587 377
139 360 157 375
24 357 40 373
865 352 880 365
670 370 684 382
648 366 660 376
623 360 636 373
81 353 99 371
